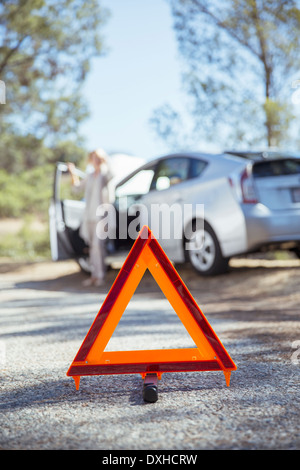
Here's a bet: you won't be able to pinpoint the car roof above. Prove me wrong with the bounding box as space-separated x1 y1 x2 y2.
145 151 227 164
225 150 300 161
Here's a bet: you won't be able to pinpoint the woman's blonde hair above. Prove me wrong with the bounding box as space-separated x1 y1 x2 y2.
89 148 107 164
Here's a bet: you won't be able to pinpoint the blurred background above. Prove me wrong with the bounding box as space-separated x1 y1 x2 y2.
0 0 300 264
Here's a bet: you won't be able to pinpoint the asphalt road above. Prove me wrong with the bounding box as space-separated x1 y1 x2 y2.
0 257 299 450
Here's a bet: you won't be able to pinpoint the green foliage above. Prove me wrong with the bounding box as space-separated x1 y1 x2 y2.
0 132 52 173
0 0 109 172
0 217 51 260
0 1 109 260
152 0 300 149
263 99 295 147
0 165 53 218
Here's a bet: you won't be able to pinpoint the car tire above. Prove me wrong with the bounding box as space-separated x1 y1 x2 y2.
185 221 229 276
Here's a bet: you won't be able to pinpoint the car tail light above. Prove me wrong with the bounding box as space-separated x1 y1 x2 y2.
240 167 258 203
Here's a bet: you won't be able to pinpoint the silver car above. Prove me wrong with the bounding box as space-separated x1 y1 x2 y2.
49 151 300 276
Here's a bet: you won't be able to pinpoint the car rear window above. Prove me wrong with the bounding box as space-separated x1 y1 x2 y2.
253 159 300 178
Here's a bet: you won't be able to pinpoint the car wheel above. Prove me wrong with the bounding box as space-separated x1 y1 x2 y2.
186 222 229 276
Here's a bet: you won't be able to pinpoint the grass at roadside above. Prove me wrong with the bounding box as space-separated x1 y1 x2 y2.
0 216 51 261
0 217 297 264
0 164 53 261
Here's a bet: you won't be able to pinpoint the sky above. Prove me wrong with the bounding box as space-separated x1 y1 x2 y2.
80 0 186 161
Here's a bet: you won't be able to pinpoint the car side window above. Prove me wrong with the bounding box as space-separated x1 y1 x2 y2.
151 157 190 191
190 158 207 179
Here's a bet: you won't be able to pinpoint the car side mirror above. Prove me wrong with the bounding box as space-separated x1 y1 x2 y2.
156 176 170 191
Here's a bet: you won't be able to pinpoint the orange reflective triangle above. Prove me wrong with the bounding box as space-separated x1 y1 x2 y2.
67 226 236 390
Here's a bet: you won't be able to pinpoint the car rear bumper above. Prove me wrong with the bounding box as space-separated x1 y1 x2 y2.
242 203 300 251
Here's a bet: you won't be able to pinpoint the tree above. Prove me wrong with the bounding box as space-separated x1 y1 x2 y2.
0 0 109 172
151 0 300 150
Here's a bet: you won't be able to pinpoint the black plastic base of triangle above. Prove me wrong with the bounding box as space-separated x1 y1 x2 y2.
143 373 159 403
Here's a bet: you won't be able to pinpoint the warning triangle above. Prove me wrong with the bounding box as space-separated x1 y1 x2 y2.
67 226 236 389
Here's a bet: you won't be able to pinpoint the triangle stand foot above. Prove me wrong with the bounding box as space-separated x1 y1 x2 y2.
73 376 80 390
143 373 158 403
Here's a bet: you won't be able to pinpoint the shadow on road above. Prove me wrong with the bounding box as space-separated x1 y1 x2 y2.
10 256 300 296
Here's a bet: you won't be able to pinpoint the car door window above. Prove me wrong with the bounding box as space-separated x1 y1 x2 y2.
190 158 207 179
115 166 156 212
116 167 155 198
114 166 156 246
151 157 190 191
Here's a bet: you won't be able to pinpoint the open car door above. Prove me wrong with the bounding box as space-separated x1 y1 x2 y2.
49 162 89 263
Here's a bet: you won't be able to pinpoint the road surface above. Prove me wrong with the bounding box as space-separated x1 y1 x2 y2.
0 256 299 450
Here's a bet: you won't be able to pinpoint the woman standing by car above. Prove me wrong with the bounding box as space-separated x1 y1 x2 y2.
68 148 111 287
